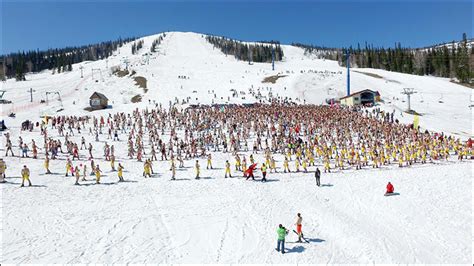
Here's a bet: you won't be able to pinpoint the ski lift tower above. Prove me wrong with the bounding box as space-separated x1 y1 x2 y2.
123 57 130 70
91 68 104 81
402 88 417 112
45 91 64 111
346 51 350 96
271 45 275 71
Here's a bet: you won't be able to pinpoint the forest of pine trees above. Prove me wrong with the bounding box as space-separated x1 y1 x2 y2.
131 40 144 55
206 36 283 63
1 37 136 81
150 34 166 53
295 33 473 84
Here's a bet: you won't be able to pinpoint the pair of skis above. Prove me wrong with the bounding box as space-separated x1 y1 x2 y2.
292 230 310 243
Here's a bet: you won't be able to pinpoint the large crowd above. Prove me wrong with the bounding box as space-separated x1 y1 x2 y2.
1 103 472 186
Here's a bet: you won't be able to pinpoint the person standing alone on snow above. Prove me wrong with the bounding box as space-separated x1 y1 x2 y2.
276 224 288 254
295 213 303 242
315 167 321 186
385 182 394 195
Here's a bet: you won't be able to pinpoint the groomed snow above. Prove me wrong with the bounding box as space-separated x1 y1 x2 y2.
0 31 472 264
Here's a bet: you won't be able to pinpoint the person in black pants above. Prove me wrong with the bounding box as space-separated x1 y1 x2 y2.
315 167 321 186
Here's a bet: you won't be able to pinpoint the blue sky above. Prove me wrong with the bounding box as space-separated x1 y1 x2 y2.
1 0 472 54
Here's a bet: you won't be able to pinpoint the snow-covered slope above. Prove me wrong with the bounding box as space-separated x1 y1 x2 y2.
0 32 472 264
2 31 472 137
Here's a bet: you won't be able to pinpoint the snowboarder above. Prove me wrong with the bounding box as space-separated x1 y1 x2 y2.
276 224 288 254
315 167 321 186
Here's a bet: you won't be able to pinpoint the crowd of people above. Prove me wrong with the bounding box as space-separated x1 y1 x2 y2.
1 102 472 187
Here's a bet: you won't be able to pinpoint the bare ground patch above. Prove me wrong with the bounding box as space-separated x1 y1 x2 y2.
114 69 129 77
131 94 142 103
450 80 474 89
353 70 384 79
262 74 287 84
134 76 148 93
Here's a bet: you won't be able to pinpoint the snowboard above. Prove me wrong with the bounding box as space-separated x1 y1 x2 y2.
384 192 400 196
293 229 310 243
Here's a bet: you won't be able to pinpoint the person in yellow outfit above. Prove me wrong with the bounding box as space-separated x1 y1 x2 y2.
398 155 403 167
195 160 201 179
0 159 6 182
225 160 232 178
110 155 116 171
44 155 51 174
65 159 72 177
170 159 176 180
21 165 32 187
270 156 277 173
74 165 81 185
324 157 330 173
250 154 255 164
118 163 124 182
302 159 308 173
143 161 151 178
283 156 290 173
207 154 213 169
308 154 315 167
295 159 300 172
95 165 102 184
235 154 241 171
242 157 247 175
261 163 267 182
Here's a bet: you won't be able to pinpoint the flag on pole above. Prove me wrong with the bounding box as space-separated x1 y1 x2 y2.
413 115 419 130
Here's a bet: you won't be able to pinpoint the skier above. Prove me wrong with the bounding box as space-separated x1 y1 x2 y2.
276 224 288 254
21 165 32 187
295 213 303 242
385 182 394 195
315 167 321 187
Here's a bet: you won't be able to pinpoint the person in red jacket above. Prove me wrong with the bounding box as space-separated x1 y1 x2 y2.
385 182 394 195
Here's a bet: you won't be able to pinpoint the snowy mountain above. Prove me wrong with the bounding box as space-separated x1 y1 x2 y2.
0 32 471 264
2 32 471 138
